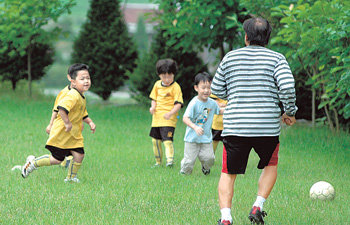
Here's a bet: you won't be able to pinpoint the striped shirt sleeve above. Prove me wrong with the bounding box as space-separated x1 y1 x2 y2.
211 57 228 100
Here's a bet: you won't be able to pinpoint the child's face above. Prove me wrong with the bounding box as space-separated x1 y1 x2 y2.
194 80 211 101
159 73 174 86
71 70 91 94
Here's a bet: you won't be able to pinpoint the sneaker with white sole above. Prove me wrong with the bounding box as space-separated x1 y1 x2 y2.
21 158 36 178
202 166 210 175
166 161 174 167
64 177 80 183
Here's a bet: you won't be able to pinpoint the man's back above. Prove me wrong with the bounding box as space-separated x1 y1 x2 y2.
211 45 297 137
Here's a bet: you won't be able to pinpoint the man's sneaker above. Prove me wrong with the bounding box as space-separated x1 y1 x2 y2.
21 158 36 178
166 161 173 167
248 206 267 224
217 219 232 225
64 177 80 183
202 166 210 175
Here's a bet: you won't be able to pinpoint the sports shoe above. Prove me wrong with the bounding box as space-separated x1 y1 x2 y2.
166 161 173 167
202 166 210 175
248 206 267 224
64 177 80 183
151 163 161 168
217 219 231 225
21 158 36 178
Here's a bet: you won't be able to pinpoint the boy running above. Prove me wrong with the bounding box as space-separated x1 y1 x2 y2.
149 58 183 167
21 63 96 183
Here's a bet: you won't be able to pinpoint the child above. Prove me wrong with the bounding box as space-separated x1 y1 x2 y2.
180 72 224 175
21 63 96 183
210 94 227 154
46 73 74 168
149 59 183 167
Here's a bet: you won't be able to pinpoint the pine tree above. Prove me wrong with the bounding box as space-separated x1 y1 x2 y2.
71 0 137 100
130 28 207 103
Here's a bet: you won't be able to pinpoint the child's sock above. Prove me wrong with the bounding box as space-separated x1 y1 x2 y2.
213 140 219 154
66 161 82 179
34 155 51 167
253 196 266 210
152 138 163 164
163 140 174 164
220 208 232 222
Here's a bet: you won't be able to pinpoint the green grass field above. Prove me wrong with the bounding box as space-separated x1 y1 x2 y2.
0 87 349 224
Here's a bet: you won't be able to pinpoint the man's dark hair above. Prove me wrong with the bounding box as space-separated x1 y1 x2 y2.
194 72 212 85
243 17 272 46
68 63 89 79
156 58 178 75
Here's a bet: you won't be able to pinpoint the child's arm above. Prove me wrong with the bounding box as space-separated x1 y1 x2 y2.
149 100 157 115
46 111 58 134
164 103 182 120
183 116 204 136
58 108 72 132
83 117 96 133
219 108 225 115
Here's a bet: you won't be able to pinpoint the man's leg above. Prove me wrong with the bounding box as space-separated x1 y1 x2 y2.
218 172 237 223
257 165 277 199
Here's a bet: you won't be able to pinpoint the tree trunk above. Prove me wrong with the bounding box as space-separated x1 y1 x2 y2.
311 87 316 127
324 105 334 132
11 79 17 90
220 43 225 59
332 108 339 132
28 43 32 97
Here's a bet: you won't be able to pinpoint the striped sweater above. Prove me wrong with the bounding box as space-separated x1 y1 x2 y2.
211 45 297 137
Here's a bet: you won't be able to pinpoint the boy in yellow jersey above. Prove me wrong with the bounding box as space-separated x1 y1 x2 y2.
210 94 227 154
149 59 183 167
21 63 96 183
46 74 73 168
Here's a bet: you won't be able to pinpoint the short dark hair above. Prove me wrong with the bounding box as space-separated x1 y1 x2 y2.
194 72 212 85
156 58 178 75
68 63 89 79
243 17 272 46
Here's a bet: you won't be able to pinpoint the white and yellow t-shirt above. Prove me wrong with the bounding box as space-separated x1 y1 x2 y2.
210 94 227 130
149 80 183 127
46 88 88 149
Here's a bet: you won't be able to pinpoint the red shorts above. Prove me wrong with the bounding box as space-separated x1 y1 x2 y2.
221 136 279 174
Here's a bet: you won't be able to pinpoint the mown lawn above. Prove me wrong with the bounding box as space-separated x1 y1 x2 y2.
0 89 349 224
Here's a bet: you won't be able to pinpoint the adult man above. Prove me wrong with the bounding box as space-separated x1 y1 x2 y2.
211 17 297 225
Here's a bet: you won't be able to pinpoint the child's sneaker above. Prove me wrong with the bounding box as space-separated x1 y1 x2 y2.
64 177 80 183
151 163 161 168
21 158 36 178
166 161 173 167
217 219 232 225
202 166 210 175
248 206 267 224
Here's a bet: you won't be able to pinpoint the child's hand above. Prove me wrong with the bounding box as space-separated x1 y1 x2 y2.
194 126 204 136
89 121 96 133
64 122 72 132
282 113 296 126
45 124 52 134
163 112 172 120
149 107 156 115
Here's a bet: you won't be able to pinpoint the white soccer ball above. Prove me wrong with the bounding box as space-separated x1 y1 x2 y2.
310 181 335 200
26 155 35 163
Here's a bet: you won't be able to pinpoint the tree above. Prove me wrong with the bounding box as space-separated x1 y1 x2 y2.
0 0 75 96
71 0 138 100
130 28 207 103
0 41 54 90
134 16 149 56
272 0 350 131
154 0 249 58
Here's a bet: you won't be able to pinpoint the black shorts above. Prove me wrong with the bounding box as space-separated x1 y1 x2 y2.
149 127 175 141
212 129 223 141
222 136 279 174
45 145 85 161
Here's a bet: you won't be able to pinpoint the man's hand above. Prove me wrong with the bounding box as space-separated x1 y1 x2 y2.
282 113 296 126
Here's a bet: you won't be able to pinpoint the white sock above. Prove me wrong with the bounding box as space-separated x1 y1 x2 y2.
220 208 232 222
253 196 266 211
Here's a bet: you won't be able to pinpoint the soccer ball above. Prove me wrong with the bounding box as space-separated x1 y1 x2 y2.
310 181 335 200
26 155 35 163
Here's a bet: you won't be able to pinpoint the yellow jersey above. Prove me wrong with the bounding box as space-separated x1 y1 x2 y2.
149 80 183 127
53 85 71 112
46 88 88 149
210 94 227 130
